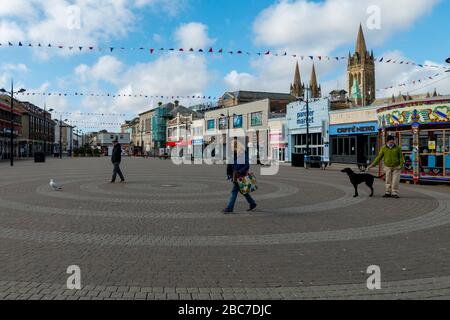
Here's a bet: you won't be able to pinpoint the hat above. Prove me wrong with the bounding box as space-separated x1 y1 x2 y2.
386 135 395 142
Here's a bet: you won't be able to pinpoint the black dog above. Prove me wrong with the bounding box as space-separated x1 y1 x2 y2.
341 168 377 198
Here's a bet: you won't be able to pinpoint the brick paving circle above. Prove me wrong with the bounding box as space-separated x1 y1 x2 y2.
1 158 450 299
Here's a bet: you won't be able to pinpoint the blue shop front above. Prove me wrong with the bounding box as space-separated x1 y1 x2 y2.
329 121 378 165
286 99 330 163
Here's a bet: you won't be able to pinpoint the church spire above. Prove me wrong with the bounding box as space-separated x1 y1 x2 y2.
309 63 321 99
290 61 304 99
355 23 368 58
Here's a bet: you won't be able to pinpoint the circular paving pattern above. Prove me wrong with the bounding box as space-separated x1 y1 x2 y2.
1 158 450 300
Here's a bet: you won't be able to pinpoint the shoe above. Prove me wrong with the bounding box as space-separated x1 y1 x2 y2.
119 180 125 183
392 194 400 199
109 181 115 184
383 194 391 198
247 203 257 212
223 208 234 214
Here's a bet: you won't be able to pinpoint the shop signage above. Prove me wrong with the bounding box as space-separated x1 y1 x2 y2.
378 104 450 128
192 139 203 145
329 122 378 135
287 99 329 130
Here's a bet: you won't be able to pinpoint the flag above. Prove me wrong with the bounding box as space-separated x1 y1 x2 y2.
150 48 154 54
309 56 313 60
218 49 223 53
19 42 23 46
110 47 114 52
265 51 270 55
379 57 384 62
179 48 184 51
208 47 213 53
8 42 13 46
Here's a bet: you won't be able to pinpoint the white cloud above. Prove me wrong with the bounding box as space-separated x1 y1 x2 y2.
75 55 124 84
0 0 187 58
74 53 211 115
174 22 215 49
253 0 439 54
224 0 443 96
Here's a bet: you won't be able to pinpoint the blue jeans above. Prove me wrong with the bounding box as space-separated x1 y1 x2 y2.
226 183 256 211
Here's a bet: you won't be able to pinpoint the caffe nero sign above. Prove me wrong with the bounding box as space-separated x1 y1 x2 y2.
330 122 378 135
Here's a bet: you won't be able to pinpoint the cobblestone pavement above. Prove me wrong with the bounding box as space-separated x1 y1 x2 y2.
1 157 450 300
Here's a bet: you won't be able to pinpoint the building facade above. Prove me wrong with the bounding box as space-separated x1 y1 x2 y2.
204 99 273 162
377 95 450 183
19 102 55 157
329 106 379 165
0 98 22 160
286 98 330 162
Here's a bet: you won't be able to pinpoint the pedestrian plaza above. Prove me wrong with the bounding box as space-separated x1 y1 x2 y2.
1 157 450 300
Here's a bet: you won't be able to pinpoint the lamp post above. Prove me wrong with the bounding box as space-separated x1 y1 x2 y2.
304 86 311 168
0 80 26 166
221 110 237 161
58 116 68 159
43 105 54 155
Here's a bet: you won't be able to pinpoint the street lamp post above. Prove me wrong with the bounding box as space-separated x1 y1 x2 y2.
58 116 68 159
0 80 26 166
43 105 54 155
305 86 311 168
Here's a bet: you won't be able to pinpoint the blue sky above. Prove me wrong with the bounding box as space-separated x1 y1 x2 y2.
0 0 449 131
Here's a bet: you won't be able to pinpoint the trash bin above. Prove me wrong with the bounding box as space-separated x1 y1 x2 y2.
291 153 305 167
34 152 46 163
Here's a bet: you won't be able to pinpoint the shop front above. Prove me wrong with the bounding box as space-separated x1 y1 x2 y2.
377 97 450 183
329 121 378 165
286 99 330 162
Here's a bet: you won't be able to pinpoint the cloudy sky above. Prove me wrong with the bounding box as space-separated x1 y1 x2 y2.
0 0 449 131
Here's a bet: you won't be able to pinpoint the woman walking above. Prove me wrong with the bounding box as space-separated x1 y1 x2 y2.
223 141 257 214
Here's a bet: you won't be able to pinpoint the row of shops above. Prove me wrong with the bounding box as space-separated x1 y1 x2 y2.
285 95 450 183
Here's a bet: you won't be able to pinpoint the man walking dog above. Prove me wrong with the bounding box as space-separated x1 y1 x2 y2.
366 135 404 198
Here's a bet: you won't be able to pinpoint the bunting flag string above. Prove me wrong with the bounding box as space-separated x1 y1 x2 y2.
5 40 449 70
16 91 218 101
2 40 450 71
53 111 130 117
375 72 446 92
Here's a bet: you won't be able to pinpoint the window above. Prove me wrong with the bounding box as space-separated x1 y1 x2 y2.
207 119 215 130
218 117 228 130
251 112 263 126
233 115 243 128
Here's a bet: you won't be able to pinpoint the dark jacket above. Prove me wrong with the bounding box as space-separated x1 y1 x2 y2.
226 151 250 181
111 143 122 163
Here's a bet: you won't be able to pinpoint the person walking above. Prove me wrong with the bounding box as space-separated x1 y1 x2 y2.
366 135 404 198
110 139 125 183
223 141 257 214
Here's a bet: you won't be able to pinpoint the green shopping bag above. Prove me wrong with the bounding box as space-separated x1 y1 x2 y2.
237 173 258 194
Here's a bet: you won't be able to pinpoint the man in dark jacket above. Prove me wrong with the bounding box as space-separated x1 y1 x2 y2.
111 139 125 183
223 141 257 214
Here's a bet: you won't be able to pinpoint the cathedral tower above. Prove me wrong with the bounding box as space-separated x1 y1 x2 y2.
309 63 321 99
290 61 304 99
347 24 376 106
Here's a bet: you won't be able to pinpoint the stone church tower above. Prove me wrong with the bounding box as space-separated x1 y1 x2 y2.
309 63 321 99
347 24 375 106
290 61 304 99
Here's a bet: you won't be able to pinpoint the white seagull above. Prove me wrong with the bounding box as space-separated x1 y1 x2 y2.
50 179 62 191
